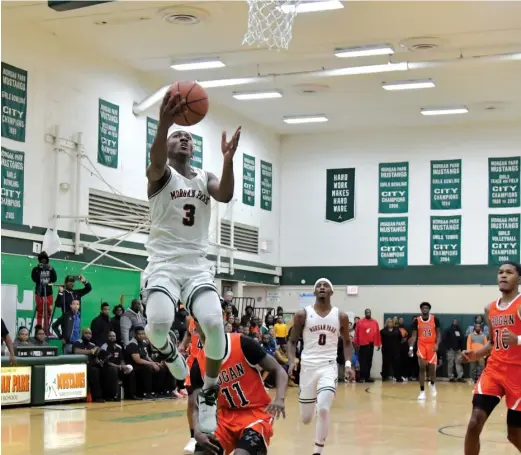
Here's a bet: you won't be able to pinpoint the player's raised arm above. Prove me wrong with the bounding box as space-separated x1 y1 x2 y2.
207 127 241 203
287 310 305 376
463 305 494 362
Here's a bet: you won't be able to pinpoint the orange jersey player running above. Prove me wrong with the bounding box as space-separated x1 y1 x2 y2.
190 329 288 455
462 261 521 455
408 302 441 401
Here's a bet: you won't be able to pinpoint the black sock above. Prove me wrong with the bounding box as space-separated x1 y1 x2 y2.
190 429 194 438
431 381 435 385
420 386 425 391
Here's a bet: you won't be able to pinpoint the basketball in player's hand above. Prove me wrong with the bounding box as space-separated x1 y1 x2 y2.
168 81 209 126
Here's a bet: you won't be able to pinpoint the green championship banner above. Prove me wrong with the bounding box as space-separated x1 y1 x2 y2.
488 156 520 208
326 168 355 223
431 159 462 210
430 216 461 265
1 62 28 142
1 147 25 224
145 117 158 168
190 134 203 169
242 153 256 206
488 214 520 265
97 98 119 168
378 162 409 213
378 217 408 268
260 160 272 211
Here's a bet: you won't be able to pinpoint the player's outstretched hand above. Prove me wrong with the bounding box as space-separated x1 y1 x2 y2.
461 350 476 363
194 430 221 454
221 126 241 160
159 90 187 127
287 361 297 378
502 328 520 346
266 397 286 419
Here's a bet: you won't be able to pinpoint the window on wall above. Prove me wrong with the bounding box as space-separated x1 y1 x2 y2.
220 220 259 254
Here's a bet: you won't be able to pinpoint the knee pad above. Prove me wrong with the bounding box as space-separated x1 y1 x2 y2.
507 410 521 428
192 290 226 360
472 394 500 417
145 291 176 348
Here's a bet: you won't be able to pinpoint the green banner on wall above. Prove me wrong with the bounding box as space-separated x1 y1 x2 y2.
431 159 462 210
260 160 272 211
145 117 158 168
488 214 520 265
378 162 409 213
242 153 256 206
488 156 520 208
378 217 408 268
1 62 28 142
430 215 461 265
97 98 119 168
326 168 355 223
1 147 24 224
191 134 203 169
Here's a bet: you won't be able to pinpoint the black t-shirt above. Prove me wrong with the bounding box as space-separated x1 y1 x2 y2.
1 319 9 340
100 343 123 365
190 335 266 390
411 316 440 331
126 340 150 364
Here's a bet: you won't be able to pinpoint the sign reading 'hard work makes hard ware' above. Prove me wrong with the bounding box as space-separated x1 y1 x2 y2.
1 366 31 406
242 153 256 206
488 214 520 265
97 98 119 168
326 168 355 223
1 147 25 224
431 159 461 210
378 162 409 213
45 364 87 402
260 160 273 211
190 134 203 169
488 156 520 208
430 216 461 265
378 217 408 268
145 117 158 168
1 62 28 142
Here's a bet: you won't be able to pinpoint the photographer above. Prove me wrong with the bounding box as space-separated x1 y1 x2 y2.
31 251 57 330
54 275 92 313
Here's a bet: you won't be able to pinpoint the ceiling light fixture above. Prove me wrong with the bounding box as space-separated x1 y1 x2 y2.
170 57 225 71
322 62 408 77
283 115 328 124
198 77 264 88
421 106 469 116
382 79 435 91
281 0 344 14
334 44 394 58
233 90 283 100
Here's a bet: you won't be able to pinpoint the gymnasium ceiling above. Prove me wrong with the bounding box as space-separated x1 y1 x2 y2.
3 1 521 134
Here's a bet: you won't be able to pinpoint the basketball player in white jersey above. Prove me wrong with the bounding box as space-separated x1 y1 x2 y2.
288 278 354 455
143 91 241 433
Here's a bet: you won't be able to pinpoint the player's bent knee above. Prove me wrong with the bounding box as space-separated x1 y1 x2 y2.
317 406 329 419
236 429 267 455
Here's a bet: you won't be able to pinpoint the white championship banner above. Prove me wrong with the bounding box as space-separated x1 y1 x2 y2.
45 364 87 402
1 366 31 405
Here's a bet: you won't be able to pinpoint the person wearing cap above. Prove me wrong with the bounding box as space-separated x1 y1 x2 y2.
54 274 92 313
408 302 441 401
354 308 382 383
31 251 57 330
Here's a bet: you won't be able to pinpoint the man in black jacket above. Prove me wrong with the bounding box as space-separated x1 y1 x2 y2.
90 302 113 346
54 275 92 313
444 319 465 382
31 252 57 331
52 300 82 354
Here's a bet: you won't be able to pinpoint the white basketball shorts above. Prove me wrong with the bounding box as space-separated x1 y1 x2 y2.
298 361 338 404
141 255 217 313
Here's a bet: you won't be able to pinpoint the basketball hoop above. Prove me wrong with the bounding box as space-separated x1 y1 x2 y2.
242 0 302 50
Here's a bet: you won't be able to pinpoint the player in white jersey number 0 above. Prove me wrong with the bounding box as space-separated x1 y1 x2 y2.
288 278 354 455
142 90 241 434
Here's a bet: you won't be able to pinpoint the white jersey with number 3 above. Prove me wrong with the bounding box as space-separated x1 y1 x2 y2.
146 166 211 262
301 305 340 367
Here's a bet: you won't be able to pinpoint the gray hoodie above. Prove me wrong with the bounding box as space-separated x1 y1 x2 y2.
120 309 146 346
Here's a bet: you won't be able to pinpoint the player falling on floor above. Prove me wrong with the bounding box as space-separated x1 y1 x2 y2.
462 261 521 454
143 89 241 433
190 322 287 455
408 302 441 400
288 278 354 455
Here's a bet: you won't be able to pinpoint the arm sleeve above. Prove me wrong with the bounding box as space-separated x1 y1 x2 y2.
240 334 267 365
77 282 92 297
190 358 204 390
50 268 57 283
31 267 39 283
126 343 138 356
120 316 131 346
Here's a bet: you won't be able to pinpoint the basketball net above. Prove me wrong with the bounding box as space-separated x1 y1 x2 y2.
242 0 302 50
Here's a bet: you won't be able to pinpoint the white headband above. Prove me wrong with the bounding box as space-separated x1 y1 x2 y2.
168 125 193 139
314 277 334 292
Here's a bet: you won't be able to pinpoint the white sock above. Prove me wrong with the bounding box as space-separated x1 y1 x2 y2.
203 376 218 391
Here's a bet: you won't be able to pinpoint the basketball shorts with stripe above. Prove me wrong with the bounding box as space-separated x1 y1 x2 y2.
473 362 521 411
141 256 217 312
298 361 338 403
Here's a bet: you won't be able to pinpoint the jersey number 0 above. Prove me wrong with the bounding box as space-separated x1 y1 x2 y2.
183 204 196 226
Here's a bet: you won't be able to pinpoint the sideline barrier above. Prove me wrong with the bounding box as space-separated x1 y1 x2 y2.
1 355 88 406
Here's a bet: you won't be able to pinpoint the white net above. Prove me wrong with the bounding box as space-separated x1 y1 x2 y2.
242 0 302 50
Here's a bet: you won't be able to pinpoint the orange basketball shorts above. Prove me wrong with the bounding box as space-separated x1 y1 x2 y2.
473 362 521 410
417 343 437 365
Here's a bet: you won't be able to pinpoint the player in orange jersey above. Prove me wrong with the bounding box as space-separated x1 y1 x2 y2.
408 302 441 400
462 261 521 454
190 325 287 455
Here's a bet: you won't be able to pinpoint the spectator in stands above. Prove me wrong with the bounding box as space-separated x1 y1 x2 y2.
250 316 261 337
90 302 113 346
261 333 277 356
225 323 233 333
397 318 409 381
31 251 57 331
72 328 105 402
223 291 239 317
55 275 92 313
407 316 419 380
149 345 176 398
444 319 465 382
52 299 82 354
467 323 488 382
31 325 49 346
353 316 361 331
100 330 133 400
380 318 402 381
274 316 288 345
275 341 289 366
262 314 275 335
173 303 188 343
355 309 381 383
227 315 238 332
465 315 489 337
120 299 146 346
240 305 254 325
1 319 16 365
13 327 30 348
111 304 124 344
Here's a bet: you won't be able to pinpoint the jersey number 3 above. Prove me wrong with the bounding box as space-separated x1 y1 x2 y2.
183 204 196 226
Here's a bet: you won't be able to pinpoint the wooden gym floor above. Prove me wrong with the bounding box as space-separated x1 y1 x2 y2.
2 382 518 455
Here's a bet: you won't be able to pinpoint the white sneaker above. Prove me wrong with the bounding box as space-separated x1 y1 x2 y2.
401 377 408 383
417 391 426 400
184 438 197 454
197 386 219 433
429 383 437 398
